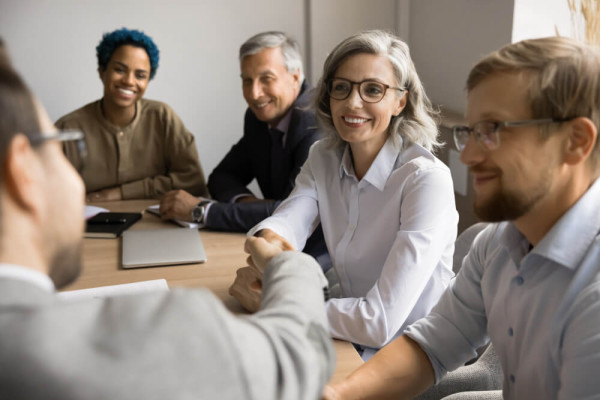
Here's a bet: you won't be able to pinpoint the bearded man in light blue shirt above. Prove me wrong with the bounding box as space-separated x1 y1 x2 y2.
324 36 600 400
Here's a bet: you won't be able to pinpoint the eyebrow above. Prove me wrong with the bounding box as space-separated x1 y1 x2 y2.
240 69 277 79
333 76 386 84
113 61 149 74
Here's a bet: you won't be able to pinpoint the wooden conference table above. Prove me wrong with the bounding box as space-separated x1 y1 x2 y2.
63 199 363 383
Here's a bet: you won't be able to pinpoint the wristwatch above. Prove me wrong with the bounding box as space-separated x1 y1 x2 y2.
191 200 212 224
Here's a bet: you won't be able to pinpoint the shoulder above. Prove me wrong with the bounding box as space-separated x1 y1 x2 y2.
138 98 177 117
399 144 451 175
467 222 510 266
55 100 99 127
307 139 338 159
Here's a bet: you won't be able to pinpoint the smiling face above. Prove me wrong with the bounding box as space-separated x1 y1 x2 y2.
99 44 150 112
241 46 301 126
462 72 564 222
329 53 406 155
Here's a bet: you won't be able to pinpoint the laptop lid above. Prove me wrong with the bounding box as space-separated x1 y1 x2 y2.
122 229 207 269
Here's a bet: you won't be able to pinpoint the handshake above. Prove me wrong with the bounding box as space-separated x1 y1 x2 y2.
229 229 296 312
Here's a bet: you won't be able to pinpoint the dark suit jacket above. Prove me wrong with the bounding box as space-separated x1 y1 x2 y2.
207 81 318 220
206 82 329 267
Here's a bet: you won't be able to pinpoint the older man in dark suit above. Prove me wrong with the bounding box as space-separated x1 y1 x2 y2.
159 31 328 266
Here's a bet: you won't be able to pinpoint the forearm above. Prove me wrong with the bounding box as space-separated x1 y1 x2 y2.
204 200 278 232
120 172 205 199
332 336 434 400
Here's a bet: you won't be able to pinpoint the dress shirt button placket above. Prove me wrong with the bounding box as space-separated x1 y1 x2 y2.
334 183 360 293
116 129 129 181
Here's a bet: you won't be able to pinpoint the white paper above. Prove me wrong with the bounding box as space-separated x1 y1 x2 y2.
146 204 199 229
85 205 109 219
58 279 169 301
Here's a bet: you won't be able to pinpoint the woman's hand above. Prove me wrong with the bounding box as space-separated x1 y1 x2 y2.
256 228 296 252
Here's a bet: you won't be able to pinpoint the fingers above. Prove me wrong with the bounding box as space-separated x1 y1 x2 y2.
229 266 262 313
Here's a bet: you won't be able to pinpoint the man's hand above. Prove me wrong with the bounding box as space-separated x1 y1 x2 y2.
256 228 296 252
86 186 122 202
159 190 207 221
229 266 263 313
229 236 292 312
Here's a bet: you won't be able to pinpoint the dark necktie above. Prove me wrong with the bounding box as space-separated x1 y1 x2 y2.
270 128 286 197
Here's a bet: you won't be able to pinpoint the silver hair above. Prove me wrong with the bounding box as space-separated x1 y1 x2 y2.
313 30 440 151
239 31 304 82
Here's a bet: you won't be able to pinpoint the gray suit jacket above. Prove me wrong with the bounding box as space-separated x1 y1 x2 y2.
0 252 334 399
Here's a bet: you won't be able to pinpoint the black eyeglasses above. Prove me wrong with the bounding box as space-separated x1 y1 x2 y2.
30 129 87 172
327 78 405 103
452 117 575 152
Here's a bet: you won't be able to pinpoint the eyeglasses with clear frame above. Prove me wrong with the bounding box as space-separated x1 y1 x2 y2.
29 129 87 172
327 78 406 103
452 117 575 152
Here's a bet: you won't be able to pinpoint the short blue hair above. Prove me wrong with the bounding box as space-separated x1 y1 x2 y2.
96 28 159 80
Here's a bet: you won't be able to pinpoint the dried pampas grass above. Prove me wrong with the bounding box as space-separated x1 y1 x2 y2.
566 0 600 45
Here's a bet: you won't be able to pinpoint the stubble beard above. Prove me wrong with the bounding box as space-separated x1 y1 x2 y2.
48 241 83 290
473 169 552 223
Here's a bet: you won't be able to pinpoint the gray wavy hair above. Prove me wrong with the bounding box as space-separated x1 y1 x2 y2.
239 31 304 82
313 30 440 151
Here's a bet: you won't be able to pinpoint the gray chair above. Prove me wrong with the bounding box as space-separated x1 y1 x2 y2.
414 223 503 400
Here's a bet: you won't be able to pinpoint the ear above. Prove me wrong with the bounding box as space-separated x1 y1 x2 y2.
562 117 597 166
98 67 104 81
291 68 301 87
3 134 43 214
393 90 408 117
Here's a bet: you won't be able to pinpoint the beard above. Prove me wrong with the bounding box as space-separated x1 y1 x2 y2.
48 241 83 290
472 166 552 223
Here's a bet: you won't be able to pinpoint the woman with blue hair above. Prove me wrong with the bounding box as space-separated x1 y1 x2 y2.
56 28 208 200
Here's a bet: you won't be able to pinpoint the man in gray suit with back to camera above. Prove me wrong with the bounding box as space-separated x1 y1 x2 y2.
0 40 334 400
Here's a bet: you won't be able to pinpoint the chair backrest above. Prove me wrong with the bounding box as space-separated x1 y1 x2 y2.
453 222 489 274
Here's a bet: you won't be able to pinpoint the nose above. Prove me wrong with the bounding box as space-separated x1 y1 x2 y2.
122 71 135 86
250 80 264 99
346 85 363 109
459 135 486 166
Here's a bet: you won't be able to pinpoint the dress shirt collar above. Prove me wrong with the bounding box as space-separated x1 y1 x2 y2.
0 263 55 293
267 108 293 147
501 177 600 270
338 136 400 191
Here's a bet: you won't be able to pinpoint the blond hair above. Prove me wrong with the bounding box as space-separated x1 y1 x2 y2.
468 36 600 168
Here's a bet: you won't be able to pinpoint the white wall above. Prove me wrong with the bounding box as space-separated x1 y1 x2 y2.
513 0 572 42
408 0 514 114
0 0 305 180
1 0 522 172
308 0 397 85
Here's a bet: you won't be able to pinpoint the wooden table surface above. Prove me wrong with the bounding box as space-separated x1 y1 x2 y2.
63 199 362 383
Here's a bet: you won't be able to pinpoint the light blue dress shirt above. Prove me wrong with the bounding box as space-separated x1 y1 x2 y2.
250 137 458 356
406 178 600 399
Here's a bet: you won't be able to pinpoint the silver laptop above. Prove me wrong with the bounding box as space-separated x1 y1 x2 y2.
122 229 207 269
